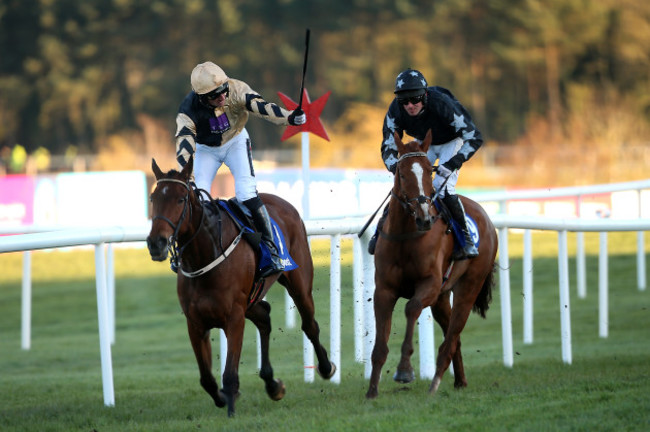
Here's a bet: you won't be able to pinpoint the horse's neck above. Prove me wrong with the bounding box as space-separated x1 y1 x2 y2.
177 201 218 266
191 200 239 254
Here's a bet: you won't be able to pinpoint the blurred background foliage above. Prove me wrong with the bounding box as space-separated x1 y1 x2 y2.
1 0 649 186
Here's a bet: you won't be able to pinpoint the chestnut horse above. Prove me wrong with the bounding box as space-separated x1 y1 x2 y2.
146 157 335 417
366 131 498 399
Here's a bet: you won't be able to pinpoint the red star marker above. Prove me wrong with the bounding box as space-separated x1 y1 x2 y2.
278 89 330 141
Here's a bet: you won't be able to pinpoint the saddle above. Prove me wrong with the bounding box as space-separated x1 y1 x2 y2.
213 198 298 264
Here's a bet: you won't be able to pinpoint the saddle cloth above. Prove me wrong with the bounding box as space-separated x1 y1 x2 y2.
217 199 298 273
434 200 480 254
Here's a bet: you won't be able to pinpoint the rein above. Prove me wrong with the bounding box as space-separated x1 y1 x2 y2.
153 178 243 278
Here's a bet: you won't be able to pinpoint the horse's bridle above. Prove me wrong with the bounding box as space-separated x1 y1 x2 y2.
152 178 206 272
392 151 436 217
378 151 441 242
152 178 246 278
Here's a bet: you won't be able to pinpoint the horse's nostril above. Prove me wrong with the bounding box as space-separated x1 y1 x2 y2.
146 236 168 254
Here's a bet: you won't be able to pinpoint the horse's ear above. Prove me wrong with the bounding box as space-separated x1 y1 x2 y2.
152 158 164 180
421 130 432 152
393 132 405 155
180 155 194 180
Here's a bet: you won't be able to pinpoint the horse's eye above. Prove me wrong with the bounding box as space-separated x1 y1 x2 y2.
149 194 153 202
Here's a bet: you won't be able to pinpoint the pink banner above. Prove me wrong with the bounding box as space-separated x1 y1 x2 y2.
0 175 34 226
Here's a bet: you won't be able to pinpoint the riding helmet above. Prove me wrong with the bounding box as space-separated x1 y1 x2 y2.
394 68 428 98
190 62 228 95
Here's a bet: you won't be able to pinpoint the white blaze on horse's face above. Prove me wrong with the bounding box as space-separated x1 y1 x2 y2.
410 162 429 214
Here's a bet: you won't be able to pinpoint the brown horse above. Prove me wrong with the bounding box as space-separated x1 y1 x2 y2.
146 157 335 417
365 131 498 399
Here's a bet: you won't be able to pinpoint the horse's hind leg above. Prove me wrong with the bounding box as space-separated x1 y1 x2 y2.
431 292 467 389
246 300 285 401
283 273 336 380
221 312 246 417
186 320 226 409
430 298 474 396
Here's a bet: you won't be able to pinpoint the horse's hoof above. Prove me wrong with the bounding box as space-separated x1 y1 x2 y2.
317 361 337 380
454 379 468 389
267 379 286 401
214 390 227 408
393 369 415 384
365 387 378 399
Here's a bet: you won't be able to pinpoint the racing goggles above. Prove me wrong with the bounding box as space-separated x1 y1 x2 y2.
204 82 229 100
398 94 425 105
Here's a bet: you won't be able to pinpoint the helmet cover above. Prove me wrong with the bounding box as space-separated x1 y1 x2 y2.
394 68 428 97
191 62 228 95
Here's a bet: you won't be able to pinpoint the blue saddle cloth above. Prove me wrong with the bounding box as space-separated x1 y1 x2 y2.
434 200 480 253
217 201 298 273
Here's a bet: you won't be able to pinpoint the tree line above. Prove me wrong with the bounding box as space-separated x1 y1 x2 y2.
1 0 649 175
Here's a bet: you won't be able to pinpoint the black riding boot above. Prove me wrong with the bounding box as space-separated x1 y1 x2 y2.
367 204 389 255
243 196 285 277
442 194 479 260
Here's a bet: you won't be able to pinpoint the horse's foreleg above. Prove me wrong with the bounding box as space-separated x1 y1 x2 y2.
186 320 226 409
430 299 474 396
431 294 467 389
366 288 397 399
394 296 422 384
222 314 246 417
246 301 285 401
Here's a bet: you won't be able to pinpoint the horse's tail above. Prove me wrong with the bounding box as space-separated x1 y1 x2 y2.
472 263 496 318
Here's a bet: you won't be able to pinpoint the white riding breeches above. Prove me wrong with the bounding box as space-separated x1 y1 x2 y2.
193 128 258 201
427 137 464 198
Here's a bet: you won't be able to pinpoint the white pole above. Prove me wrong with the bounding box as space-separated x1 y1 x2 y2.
353 237 364 362
106 243 116 345
303 237 314 382
523 229 533 344
557 231 572 364
418 307 435 379
361 232 376 379
448 292 454 377
576 232 586 298
637 189 646 291
300 130 314 382
21 250 32 350
330 234 341 383
285 291 296 329
303 332 314 382
599 232 609 338
256 328 262 370
301 132 310 220
498 227 514 367
94 243 115 406
637 231 646 291
220 330 227 379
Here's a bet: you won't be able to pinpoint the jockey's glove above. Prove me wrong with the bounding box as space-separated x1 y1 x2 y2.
288 108 307 126
437 163 453 179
